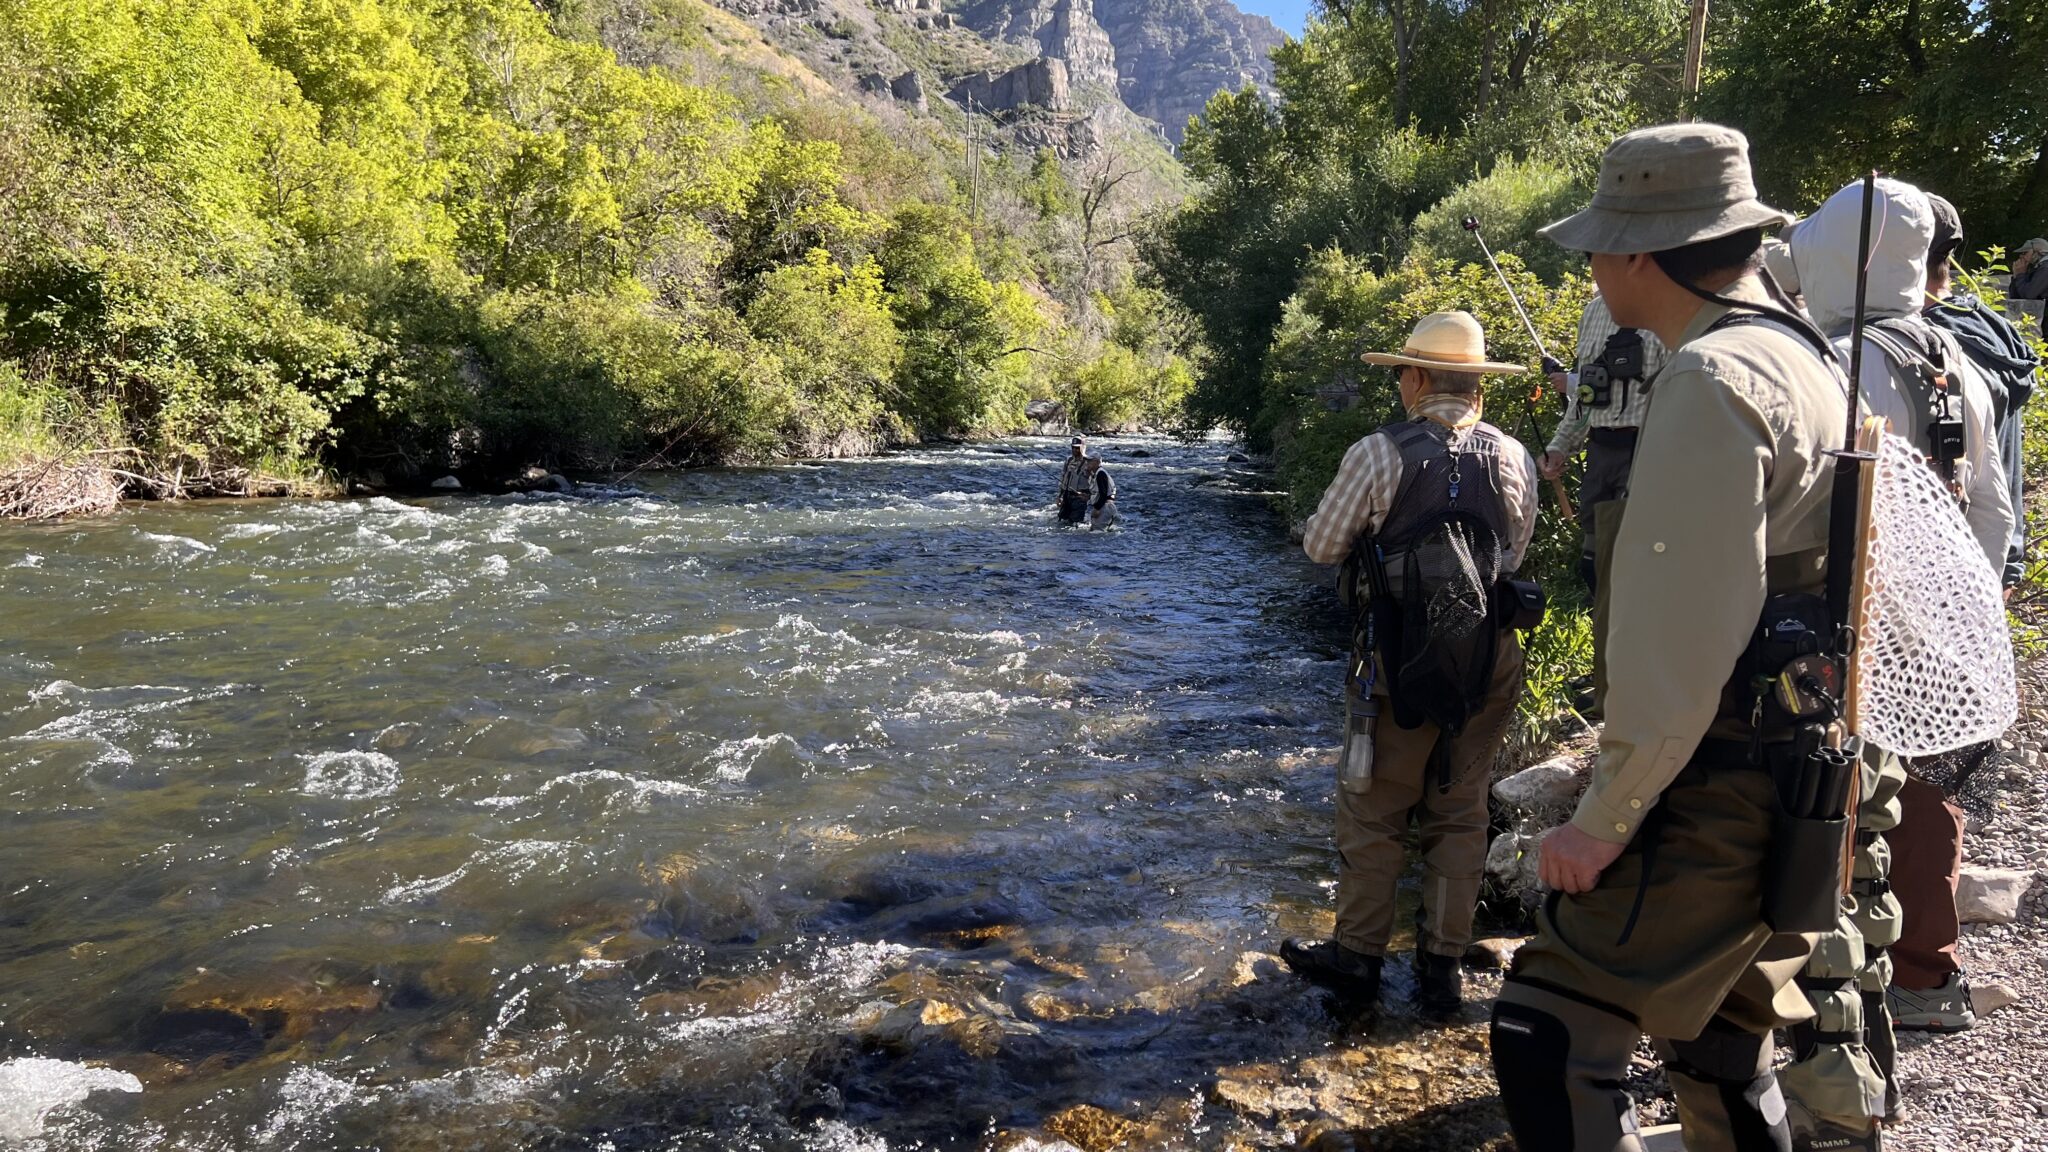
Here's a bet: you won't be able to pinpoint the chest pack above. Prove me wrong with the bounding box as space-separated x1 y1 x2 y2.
1096 467 1116 501
1343 419 1516 737
1579 328 1649 409
1863 317 1966 490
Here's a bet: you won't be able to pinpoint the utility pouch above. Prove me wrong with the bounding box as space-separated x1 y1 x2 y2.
1739 594 1838 729
1491 576 1547 632
1763 739 1855 934
1577 362 1614 409
1927 413 1965 479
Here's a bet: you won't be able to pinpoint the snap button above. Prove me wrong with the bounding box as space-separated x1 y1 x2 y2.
1615 822 1629 834
1653 542 1667 553
1630 798 1643 809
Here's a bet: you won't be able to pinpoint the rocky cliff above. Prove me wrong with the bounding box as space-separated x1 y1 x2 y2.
956 0 1280 141
1092 0 1283 141
702 0 1279 150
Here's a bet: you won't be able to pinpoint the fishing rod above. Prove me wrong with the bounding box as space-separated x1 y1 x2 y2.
1461 215 1576 519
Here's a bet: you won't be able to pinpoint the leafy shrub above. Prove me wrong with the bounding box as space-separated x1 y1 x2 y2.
1408 157 1585 285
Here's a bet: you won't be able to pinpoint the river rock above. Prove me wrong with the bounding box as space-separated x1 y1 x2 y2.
1044 1104 1135 1151
431 475 462 490
1493 757 1582 809
1226 452 1252 463
1463 936 1525 970
1971 982 2021 1017
1485 832 1539 888
1957 867 2033 924
1211 1067 1314 1118
863 997 966 1050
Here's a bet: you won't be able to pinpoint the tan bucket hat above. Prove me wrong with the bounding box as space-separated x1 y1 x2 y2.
1539 122 1794 255
2019 238 2048 256
1362 311 1527 375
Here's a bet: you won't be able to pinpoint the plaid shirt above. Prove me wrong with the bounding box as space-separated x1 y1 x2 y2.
1301 395 1540 571
1546 294 1671 457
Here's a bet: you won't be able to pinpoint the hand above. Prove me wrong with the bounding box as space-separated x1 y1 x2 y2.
1539 450 1568 480
1538 823 1628 894
1547 370 1569 393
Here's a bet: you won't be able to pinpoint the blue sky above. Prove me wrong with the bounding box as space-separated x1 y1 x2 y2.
1235 0 1310 37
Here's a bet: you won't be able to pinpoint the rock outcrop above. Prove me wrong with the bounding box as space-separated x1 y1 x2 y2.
958 0 1281 142
890 69 928 111
948 57 1072 113
1092 0 1282 142
961 0 1120 92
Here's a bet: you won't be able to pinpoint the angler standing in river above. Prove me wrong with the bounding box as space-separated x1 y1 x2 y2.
1281 310 1538 1022
1057 436 1099 525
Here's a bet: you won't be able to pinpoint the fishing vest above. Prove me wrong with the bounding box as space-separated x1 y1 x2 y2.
1060 457 1097 496
1376 419 1512 557
1351 417 1514 735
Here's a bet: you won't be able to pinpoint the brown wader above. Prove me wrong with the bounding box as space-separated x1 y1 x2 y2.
1492 501 1817 1152
1337 636 1524 958
1886 772 1964 990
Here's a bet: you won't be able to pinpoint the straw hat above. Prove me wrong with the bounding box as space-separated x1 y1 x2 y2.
1361 311 1527 375
1539 122 1794 255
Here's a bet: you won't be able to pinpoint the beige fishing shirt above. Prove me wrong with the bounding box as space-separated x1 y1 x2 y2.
1572 276 1848 844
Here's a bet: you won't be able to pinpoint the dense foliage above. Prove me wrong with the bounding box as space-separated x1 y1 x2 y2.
0 0 1189 497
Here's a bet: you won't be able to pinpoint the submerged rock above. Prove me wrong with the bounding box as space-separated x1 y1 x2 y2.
431 475 462 490
161 969 383 1051
1211 1066 1315 1118
1044 1103 1136 1151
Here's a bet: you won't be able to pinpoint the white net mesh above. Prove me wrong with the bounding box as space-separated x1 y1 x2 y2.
1852 431 2017 757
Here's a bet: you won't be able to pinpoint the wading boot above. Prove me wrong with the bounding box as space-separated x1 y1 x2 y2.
1279 939 1383 1007
1413 951 1463 1021
1887 972 1975 1033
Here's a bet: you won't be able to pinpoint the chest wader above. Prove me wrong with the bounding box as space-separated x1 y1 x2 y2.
1493 307 1862 1152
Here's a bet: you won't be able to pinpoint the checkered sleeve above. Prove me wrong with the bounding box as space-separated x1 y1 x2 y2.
1301 432 1399 565
1501 439 1540 572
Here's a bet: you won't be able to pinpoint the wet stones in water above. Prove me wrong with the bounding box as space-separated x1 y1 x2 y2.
637 973 784 1018
1237 706 1295 728
1043 1104 1137 1152
156 970 383 1058
1227 452 1252 463
141 1008 272 1067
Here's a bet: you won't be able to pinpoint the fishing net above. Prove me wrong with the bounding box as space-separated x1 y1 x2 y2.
1852 430 2017 757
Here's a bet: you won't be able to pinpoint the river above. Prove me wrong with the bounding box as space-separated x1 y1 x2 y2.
0 436 1495 1151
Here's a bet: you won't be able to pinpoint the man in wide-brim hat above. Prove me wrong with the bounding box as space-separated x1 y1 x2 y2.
1282 310 1537 1023
1488 123 1852 1152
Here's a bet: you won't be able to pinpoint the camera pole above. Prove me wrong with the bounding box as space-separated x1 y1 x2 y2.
1461 215 1575 520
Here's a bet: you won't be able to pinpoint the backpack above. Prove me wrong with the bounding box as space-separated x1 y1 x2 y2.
1356 420 1511 736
